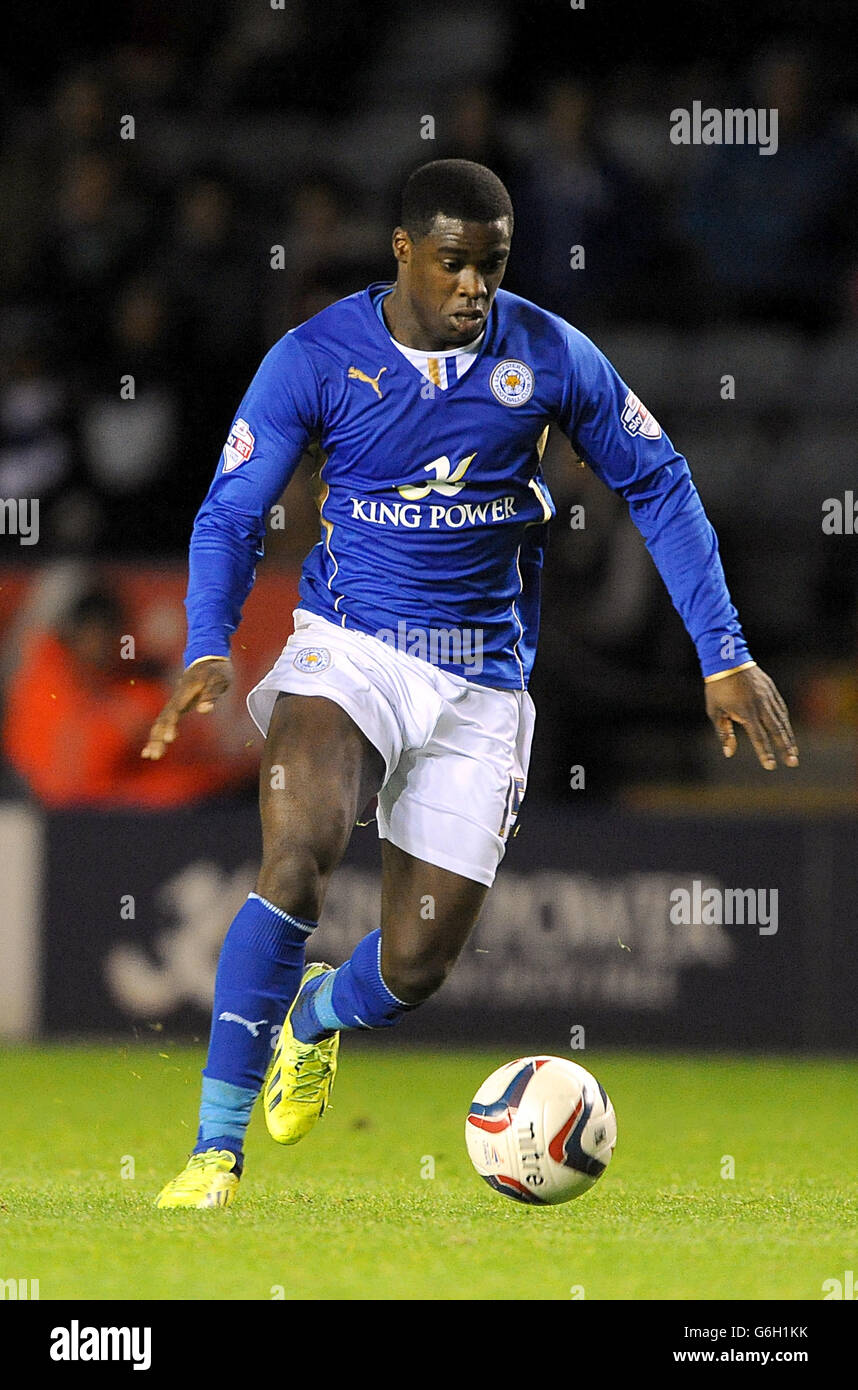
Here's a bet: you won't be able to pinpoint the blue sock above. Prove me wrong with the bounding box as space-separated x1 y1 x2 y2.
290 929 414 1043
194 893 315 1154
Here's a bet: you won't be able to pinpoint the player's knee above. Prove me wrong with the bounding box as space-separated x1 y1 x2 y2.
256 835 341 918
257 792 353 910
382 943 456 1006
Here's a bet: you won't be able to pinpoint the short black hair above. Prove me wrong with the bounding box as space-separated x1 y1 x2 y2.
400 159 513 240
65 586 124 633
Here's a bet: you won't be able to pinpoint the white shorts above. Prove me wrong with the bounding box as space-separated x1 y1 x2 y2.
246 608 535 887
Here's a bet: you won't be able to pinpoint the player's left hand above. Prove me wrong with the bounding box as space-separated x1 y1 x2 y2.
141 656 233 761
705 665 799 771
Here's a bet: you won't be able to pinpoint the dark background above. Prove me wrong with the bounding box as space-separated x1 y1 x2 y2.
2 0 858 799
1 1 856 1043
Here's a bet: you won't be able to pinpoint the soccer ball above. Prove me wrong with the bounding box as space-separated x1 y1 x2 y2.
465 1056 617 1206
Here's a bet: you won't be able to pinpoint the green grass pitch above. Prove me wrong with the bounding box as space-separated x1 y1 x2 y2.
1 1044 855 1301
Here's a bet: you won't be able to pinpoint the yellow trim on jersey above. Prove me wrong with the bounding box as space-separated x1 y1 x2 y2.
427 357 441 388
703 660 757 684
317 462 346 621
185 655 230 670
509 544 526 690
527 476 553 523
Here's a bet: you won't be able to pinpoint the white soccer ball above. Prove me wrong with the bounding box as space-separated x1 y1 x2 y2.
465 1056 617 1206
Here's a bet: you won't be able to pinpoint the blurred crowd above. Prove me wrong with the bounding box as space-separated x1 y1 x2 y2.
2 0 857 805
2 583 255 807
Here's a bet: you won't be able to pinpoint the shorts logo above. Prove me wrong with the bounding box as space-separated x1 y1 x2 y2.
490 360 534 407
620 390 662 439
293 646 331 673
222 417 255 472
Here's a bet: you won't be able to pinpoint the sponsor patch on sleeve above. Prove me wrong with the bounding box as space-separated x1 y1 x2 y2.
222 418 255 472
620 390 662 440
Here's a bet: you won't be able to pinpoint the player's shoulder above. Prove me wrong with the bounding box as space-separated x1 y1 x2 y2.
286 285 378 356
251 288 375 392
492 288 599 365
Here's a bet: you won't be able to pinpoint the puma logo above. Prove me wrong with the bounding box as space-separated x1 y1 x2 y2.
348 365 387 399
218 1011 267 1037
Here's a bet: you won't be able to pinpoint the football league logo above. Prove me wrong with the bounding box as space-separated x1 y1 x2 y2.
620 390 662 439
222 418 255 472
293 647 331 673
490 360 534 407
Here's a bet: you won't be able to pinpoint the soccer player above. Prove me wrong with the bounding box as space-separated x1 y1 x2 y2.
145 160 798 1208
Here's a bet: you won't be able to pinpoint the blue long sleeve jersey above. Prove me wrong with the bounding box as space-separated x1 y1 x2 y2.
184 283 750 688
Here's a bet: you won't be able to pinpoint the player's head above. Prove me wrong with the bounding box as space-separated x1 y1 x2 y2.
61 586 124 672
392 159 513 347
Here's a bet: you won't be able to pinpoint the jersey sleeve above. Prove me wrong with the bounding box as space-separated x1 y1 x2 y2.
555 325 751 678
183 332 321 667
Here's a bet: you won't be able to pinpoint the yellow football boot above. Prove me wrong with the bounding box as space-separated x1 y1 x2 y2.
264 962 339 1145
155 1148 240 1209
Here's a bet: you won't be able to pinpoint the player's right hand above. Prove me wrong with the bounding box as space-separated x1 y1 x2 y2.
141 657 233 761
